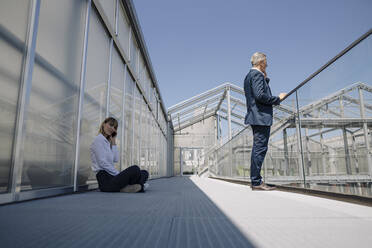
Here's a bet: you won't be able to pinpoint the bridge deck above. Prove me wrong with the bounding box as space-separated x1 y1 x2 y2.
0 176 371 248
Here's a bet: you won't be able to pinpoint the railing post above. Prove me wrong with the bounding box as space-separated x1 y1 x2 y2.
304 127 312 176
226 85 232 140
295 91 306 186
351 133 360 173
358 87 372 176
283 128 290 176
317 109 327 175
339 97 352 175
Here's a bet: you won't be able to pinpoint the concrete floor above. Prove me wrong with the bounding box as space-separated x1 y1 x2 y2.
0 176 371 248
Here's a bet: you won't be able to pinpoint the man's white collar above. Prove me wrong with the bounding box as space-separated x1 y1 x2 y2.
252 67 264 75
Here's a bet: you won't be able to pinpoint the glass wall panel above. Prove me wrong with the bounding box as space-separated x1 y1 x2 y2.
148 86 154 111
0 1 30 193
146 106 152 175
139 55 146 94
174 147 180 176
117 3 130 57
140 98 148 171
145 72 151 101
155 121 159 176
109 46 124 171
148 115 153 176
123 70 134 168
158 134 163 176
132 86 141 165
164 135 167 176
130 31 138 77
22 0 86 190
154 92 158 119
96 0 116 33
78 7 110 186
161 135 167 176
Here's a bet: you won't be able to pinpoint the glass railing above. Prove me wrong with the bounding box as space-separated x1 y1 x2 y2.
205 29 372 197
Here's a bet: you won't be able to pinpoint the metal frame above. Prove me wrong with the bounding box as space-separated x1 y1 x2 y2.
106 38 114 117
73 0 92 192
120 64 127 170
168 83 248 136
10 0 41 202
168 82 296 139
18 187 74 202
208 81 372 184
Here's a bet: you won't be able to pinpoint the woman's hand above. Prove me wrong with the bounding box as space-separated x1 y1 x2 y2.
110 136 116 146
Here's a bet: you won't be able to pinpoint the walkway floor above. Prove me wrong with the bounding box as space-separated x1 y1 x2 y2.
0 176 371 248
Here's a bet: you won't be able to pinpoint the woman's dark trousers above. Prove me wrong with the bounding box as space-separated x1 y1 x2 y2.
250 125 271 186
96 165 149 192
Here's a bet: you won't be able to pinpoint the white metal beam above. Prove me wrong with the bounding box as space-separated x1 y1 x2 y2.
168 83 228 114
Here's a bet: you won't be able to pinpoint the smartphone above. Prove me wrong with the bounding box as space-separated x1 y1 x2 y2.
112 131 117 138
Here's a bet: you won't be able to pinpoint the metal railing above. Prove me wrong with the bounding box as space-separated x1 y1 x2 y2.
203 29 372 194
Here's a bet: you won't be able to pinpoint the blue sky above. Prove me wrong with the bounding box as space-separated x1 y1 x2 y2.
133 0 372 108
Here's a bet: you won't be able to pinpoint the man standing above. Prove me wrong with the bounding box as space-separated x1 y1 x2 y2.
244 52 286 190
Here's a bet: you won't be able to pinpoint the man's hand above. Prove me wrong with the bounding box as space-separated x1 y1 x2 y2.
279 93 287 101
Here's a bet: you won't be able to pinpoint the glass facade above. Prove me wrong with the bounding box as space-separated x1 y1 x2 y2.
0 0 170 203
21 0 86 190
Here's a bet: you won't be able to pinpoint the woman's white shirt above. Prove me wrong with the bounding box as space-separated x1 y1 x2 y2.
90 134 119 176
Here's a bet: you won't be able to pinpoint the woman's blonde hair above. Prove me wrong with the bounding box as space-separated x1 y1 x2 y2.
99 117 118 135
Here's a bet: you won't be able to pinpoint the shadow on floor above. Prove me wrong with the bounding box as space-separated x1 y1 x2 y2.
0 176 256 248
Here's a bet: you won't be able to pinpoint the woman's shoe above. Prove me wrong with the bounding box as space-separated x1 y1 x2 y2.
144 183 149 190
120 184 142 193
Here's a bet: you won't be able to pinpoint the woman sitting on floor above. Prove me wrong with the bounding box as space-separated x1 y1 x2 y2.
90 117 149 193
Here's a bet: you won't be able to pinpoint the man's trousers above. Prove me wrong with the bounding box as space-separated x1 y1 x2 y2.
250 125 271 186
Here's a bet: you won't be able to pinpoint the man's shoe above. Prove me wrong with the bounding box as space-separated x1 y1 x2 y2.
251 183 276 191
120 184 142 193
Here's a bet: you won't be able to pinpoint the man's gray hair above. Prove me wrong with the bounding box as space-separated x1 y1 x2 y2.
251 52 266 66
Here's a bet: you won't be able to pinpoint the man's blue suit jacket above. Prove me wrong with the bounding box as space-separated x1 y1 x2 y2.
244 69 280 126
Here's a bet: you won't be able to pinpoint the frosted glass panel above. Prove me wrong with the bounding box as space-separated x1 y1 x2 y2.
123 70 134 168
139 55 146 94
140 99 148 171
0 0 30 193
109 46 124 171
97 0 116 33
130 31 138 77
78 7 110 186
117 4 130 58
22 0 86 190
133 86 141 165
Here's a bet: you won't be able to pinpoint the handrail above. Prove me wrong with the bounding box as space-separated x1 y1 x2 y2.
281 28 372 101
213 28 372 151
